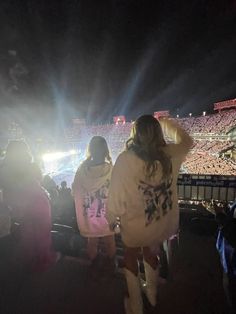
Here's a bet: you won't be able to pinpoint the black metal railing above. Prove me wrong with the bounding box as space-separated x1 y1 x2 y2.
178 174 236 202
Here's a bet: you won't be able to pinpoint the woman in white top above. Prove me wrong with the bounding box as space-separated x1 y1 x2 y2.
107 115 193 314
72 136 115 274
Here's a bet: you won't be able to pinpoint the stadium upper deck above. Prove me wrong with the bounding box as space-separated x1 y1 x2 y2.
64 108 236 176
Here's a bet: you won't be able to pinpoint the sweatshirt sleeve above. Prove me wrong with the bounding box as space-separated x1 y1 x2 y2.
106 152 128 225
160 118 193 159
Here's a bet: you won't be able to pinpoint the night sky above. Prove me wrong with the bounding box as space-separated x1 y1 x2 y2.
0 0 235 129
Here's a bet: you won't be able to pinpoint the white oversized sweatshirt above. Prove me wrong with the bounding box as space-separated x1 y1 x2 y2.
72 162 114 238
107 120 193 247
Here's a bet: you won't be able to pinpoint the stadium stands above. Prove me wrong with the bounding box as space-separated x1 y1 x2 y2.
65 109 236 176
178 109 236 134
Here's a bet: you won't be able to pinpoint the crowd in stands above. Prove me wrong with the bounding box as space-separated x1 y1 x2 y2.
67 123 132 161
64 110 236 176
192 140 234 154
65 110 236 143
184 153 236 175
177 109 236 134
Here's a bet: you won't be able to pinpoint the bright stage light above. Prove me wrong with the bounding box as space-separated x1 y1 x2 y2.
42 151 67 162
42 149 78 162
42 148 83 186
69 149 77 155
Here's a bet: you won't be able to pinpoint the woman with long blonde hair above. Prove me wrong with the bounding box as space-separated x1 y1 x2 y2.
107 115 193 314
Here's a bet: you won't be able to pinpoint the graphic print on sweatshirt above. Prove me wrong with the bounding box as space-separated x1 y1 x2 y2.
83 180 110 218
138 178 173 226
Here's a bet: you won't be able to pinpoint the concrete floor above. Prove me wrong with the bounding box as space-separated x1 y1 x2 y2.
1 228 229 314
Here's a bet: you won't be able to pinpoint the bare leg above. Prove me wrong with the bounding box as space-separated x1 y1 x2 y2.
103 235 116 258
143 247 158 269
124 247 140 275
123 247 143 314
102 235 117 276
87 237 99 260
142 246 159 307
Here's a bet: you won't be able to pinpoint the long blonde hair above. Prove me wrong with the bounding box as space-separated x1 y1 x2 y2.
126 115 172 179
85 136 112 165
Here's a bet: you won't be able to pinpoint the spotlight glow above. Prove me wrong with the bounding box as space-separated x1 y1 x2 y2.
69 149 77 155
42 150 77 162
42 149 84 186
42 152 66 162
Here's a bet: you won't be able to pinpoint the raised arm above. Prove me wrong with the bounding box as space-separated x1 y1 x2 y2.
160 118 193 155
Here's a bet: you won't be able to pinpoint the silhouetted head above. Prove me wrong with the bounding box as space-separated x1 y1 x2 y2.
4 140 32 165
61 181 67 188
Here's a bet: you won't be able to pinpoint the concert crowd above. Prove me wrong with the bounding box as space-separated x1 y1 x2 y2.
0 111 235 314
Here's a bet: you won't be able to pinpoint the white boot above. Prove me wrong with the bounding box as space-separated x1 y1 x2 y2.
143 261 158 307
124 268 143 314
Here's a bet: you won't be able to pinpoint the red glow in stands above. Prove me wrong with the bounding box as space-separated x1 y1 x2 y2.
64 108 236 175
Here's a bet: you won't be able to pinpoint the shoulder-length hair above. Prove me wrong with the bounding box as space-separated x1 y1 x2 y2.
126 115 171 179
85 136 112 165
